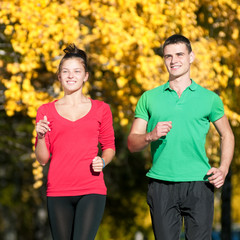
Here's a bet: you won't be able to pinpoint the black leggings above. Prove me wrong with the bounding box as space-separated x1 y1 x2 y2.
47 194 106 240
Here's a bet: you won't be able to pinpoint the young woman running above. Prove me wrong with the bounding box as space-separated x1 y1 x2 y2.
35 44 115 240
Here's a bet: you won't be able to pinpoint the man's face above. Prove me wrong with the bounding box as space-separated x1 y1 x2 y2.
163 43 194 80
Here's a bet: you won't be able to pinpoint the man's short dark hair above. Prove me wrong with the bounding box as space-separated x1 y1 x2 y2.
163 34 192 53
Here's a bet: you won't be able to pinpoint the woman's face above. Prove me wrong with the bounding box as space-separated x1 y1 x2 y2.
58 58 89 94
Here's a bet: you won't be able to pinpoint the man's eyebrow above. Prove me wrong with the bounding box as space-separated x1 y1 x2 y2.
164 52 185 57
163 54 172 57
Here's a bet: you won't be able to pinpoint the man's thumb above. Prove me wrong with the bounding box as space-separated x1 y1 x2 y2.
44 115 47 121
207 168 214 175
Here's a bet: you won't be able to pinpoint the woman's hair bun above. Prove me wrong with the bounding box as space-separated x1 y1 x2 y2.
63 44 87 62
58 43 88 72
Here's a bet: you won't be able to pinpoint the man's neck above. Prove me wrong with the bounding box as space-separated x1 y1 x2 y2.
169 77 192 97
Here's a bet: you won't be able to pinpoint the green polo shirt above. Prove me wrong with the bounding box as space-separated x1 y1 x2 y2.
135 80 224 182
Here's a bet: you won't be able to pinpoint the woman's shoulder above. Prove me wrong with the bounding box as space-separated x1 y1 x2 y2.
91 99 112 117
37 101 56 112
91 99 110 108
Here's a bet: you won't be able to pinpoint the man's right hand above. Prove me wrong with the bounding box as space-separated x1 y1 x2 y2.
146 121 172 142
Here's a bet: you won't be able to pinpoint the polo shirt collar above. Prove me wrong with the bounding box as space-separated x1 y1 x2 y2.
163 79 198 92
189 79 198 91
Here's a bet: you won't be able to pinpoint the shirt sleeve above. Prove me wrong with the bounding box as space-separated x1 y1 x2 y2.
209 93 225 122
35 104 51 152
135 92 149 121
98 103 115 151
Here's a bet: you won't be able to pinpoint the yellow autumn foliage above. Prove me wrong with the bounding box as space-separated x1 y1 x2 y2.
1 0 240 231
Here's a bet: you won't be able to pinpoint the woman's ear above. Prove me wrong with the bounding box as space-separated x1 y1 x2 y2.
190 51 195 64
83 72 89 82
58 74 61 82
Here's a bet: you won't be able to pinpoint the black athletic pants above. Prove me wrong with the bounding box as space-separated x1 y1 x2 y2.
147 180 214 240
47 194 106 240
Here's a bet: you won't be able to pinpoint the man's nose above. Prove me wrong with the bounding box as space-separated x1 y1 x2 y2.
171 55 177 63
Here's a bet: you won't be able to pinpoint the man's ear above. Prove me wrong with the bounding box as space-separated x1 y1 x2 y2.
190 51 195 64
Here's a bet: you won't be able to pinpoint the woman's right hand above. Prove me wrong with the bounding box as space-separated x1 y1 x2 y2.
36 115 51 139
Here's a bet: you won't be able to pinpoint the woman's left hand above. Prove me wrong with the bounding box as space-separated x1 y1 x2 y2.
92 156 104 172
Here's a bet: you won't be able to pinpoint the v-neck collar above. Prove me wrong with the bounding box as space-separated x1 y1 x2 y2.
52 98 93 124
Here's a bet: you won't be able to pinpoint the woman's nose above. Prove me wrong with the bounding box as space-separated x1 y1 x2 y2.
68 71 74 78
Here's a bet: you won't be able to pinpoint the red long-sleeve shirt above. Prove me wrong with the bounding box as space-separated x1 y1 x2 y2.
35 99 115 196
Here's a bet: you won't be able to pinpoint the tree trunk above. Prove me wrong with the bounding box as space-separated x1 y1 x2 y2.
221 168 232 240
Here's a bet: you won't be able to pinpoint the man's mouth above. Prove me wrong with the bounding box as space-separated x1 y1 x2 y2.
171 65 181 69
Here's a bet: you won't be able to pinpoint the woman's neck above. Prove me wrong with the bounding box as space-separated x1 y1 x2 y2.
60 91 89 105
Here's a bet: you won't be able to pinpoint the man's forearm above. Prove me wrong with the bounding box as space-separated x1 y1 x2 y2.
127 133 152 153
219 131 235 176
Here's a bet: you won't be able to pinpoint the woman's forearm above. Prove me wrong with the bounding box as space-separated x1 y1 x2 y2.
101 148 115 166
35 137 50 166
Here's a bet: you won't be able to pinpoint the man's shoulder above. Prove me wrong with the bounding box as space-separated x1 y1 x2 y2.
195 83 220 98
143 84 165 96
